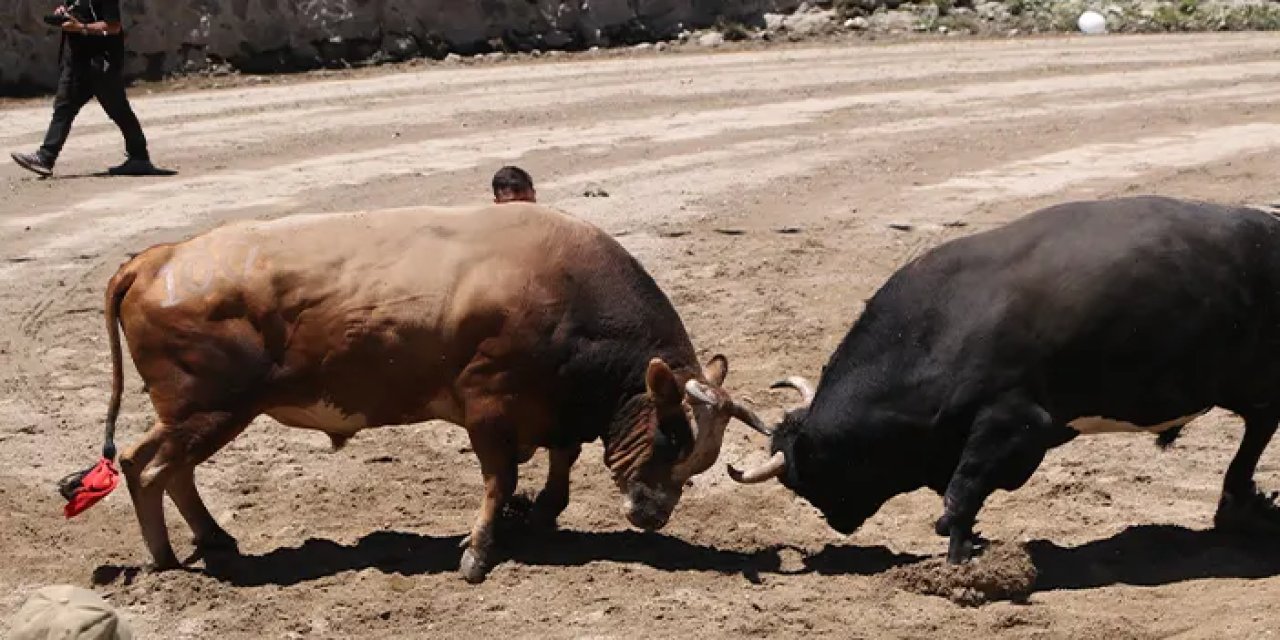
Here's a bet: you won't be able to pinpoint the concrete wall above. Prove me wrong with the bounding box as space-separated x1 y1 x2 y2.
1 0 803 93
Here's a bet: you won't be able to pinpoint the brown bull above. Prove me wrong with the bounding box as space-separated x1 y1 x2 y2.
63 203 768 583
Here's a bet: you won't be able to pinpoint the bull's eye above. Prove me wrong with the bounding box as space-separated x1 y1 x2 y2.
653 412 694 463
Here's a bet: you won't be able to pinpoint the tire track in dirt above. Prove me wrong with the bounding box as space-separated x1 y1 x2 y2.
1 34 1271 143
6 56 1280 270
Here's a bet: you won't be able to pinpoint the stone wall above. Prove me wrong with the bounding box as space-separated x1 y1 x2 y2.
1 0 803 93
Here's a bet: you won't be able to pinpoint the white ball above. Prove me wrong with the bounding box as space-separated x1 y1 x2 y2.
1078 10 1107 34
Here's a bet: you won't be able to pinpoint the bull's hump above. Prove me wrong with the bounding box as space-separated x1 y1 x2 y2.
240 203 581 236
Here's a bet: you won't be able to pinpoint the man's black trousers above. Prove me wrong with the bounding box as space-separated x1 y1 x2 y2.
38 36 149 166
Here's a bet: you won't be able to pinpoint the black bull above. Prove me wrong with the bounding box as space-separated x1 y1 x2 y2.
730 196 1280 563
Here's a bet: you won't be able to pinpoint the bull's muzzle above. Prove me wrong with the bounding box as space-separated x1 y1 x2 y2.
622 483 679 531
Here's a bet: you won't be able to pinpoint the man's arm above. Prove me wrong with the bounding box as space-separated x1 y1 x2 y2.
59 0 122 36
60 18 121 36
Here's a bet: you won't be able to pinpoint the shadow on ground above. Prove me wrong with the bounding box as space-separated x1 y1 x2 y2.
1028 524 1280 591
91 527 918 588
92 523 1277 592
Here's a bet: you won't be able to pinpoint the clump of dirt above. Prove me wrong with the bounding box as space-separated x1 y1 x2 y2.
882 542 1037 607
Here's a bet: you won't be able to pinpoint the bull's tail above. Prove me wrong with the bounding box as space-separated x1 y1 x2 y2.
101 261 138 461
58 257 140 517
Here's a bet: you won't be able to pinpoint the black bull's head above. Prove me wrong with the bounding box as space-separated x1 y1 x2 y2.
727 377 924 535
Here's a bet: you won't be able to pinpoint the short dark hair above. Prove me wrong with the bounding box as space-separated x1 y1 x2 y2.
492 166 534 196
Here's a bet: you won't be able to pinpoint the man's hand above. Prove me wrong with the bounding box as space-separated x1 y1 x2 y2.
41 5 69 27
60 17 85 33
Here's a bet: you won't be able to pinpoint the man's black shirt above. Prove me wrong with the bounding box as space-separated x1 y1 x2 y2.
64 0 122 24
61 0 124 54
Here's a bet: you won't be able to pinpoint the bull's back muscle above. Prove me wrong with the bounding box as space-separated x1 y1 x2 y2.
116 204 691 437
828 197 1280 432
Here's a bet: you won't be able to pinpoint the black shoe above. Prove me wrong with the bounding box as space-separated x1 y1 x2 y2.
11 151 53 177
107 157 158 176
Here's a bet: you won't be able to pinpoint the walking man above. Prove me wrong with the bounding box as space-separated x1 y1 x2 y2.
10 0 156 177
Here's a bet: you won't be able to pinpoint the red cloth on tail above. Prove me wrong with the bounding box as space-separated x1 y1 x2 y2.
63 458 120 518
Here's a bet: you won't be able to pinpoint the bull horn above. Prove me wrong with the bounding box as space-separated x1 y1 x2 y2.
684 379 718 405
770 376 815 406
727 451 787 484
729 400 772 436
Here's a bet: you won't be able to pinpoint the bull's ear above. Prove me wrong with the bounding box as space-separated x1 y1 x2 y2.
645 358 682 407
705 354 728 386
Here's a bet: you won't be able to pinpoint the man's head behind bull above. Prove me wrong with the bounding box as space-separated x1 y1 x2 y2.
493 166 536 204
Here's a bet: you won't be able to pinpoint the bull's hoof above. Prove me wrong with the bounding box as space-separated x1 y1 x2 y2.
946 536 974 565
459 547 491 584
527 504 564 533
945 531 988 565
144 556 182 573
530 489 569 530
1215 490 1280 534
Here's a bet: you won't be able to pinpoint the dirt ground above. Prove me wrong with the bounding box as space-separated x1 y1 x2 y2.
3 32 1280 639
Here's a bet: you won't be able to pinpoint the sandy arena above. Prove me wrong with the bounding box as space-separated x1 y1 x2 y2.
3 32 1280 638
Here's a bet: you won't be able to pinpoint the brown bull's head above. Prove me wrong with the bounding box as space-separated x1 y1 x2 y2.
604 354 769 531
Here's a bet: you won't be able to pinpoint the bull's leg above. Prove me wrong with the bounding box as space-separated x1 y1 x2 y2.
1215 415 1280 533
530 445 582 529
123 410 251 569
938 397 1052 564
120 422 181 570
168 467 236 552
163 410 251 553
459 425 518 584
